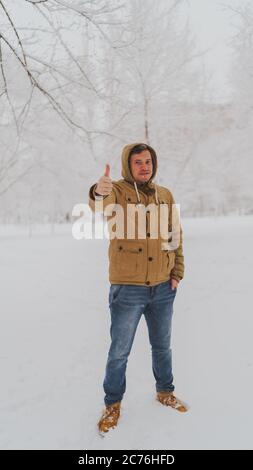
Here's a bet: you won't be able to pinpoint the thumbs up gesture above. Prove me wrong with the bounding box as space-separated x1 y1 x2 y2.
95 164 113 196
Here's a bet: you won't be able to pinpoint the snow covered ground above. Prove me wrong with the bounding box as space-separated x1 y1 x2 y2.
1 216 253 450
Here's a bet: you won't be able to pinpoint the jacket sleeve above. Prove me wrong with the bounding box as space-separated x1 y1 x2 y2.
88 183 116 213
169 193 185 282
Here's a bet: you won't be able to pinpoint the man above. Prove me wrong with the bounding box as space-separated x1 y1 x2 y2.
88 143 187 435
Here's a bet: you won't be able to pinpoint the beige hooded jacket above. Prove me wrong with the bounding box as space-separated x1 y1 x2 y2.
88 142 184 286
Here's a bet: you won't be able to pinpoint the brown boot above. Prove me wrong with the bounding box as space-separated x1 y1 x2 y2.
98 401 121 434
156 391 188 412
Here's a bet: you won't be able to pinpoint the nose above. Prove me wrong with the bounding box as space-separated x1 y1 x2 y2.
140 163 149 171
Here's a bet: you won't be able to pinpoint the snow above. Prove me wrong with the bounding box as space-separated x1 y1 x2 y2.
1 216 253 450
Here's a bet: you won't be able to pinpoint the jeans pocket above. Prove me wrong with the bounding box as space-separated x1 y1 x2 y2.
109 284 122 306
168 281 177 294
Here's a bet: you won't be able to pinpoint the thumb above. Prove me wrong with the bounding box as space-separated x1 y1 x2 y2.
104 164 110 177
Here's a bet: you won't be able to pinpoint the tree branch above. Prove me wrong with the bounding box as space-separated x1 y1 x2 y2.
25 0 48 4
33 3 101 95
0 32 91 135
0 0 28 68
0 38 19 134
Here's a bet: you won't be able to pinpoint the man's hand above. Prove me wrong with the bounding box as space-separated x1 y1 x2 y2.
170 278 179 290
95 164 113 196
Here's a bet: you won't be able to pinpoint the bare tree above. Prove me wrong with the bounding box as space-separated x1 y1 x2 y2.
0 0 128 134
224 1 253 109
0 0 220 222
0 0 131 202
94 0 210 183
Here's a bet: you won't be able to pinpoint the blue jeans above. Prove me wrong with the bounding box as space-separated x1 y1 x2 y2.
103 281 177 406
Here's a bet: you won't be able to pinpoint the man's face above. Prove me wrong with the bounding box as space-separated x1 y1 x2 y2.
130 150 153 183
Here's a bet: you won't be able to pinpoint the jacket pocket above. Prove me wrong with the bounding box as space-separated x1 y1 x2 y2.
110 240 146 279
160 249 175 276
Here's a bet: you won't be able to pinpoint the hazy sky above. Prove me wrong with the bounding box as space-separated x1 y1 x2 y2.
185 0 238 102
9 0 241 103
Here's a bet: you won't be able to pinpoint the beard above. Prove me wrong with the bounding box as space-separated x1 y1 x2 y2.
136 180 155 196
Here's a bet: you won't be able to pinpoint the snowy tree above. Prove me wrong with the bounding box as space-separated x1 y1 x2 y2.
90 0 210 184
220 1 253 214
0 0 130 222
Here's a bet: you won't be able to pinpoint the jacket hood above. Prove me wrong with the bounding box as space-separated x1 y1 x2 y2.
121 142 157 185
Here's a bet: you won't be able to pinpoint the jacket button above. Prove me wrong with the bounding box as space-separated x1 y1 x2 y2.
139 248 142 252
147 232 150 237
119 246 123 250
127 197 131 201
146 281 150 285
148 257 153 261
